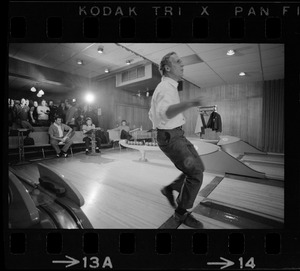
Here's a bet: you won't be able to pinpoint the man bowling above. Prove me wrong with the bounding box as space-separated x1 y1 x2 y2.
149 52 206 228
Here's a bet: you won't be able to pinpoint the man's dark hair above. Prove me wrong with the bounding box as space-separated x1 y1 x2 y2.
54 114 62 120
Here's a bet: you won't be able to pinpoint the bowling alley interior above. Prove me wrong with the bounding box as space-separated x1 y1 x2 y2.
8 43 284 229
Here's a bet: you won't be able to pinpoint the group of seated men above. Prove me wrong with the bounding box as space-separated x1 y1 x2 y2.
9 97 137 158
49 117 133 157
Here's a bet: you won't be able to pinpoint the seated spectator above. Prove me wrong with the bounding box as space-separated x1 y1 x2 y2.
111 120 133 140
82 117 101 155
37 99 50 126
48 116 73 158
16 98 34 132
29 101 39 126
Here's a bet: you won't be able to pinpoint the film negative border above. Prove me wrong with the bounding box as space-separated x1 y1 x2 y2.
5 230 300 269
5 0 300 270
8 2 300 42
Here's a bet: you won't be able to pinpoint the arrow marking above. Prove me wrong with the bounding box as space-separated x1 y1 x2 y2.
52 255 80 268
207 257 235 269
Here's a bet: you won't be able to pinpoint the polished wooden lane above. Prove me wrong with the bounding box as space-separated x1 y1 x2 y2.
241 153 284 164
10 149 220 228
206 177 284 223
240 153 284 180
10 147 284 229
241 160 284 180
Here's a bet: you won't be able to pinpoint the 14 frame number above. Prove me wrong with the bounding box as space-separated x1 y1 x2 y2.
239 257 255 269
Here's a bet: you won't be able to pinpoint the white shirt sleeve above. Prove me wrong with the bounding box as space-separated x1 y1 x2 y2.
155 88 174 121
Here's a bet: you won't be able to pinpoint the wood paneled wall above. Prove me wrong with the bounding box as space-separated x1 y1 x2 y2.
181 81 264 150
89 76 284 152
92 76 152 130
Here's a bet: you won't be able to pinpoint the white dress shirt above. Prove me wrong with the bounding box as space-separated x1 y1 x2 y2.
37 105 50 120
54 123 63 137
149 76 186 129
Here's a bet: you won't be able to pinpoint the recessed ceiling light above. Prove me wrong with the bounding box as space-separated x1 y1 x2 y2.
239 72 246 76
126 60 131 65
77 60 83 65
30 87 36 92
227 49 235 56
105 68 109 73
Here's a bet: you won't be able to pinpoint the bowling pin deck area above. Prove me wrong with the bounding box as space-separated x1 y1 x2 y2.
10 143 284 229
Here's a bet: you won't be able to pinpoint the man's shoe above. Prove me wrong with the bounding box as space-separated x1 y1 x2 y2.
62 152 68 158
96 148 101 153
56 153 61 158
161 186 177 208
174 212 203 229
85 150 89 155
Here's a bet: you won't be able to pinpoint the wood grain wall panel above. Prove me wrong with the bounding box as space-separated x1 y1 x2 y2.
93 76 152 130
181 81 264 150
247 97 263 149
92 75 281 151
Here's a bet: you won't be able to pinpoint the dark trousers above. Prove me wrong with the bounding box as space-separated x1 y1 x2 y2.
96 130 109 144
157 127 205 210
50 138 73 154
83 136 101 149
120 130 132 140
